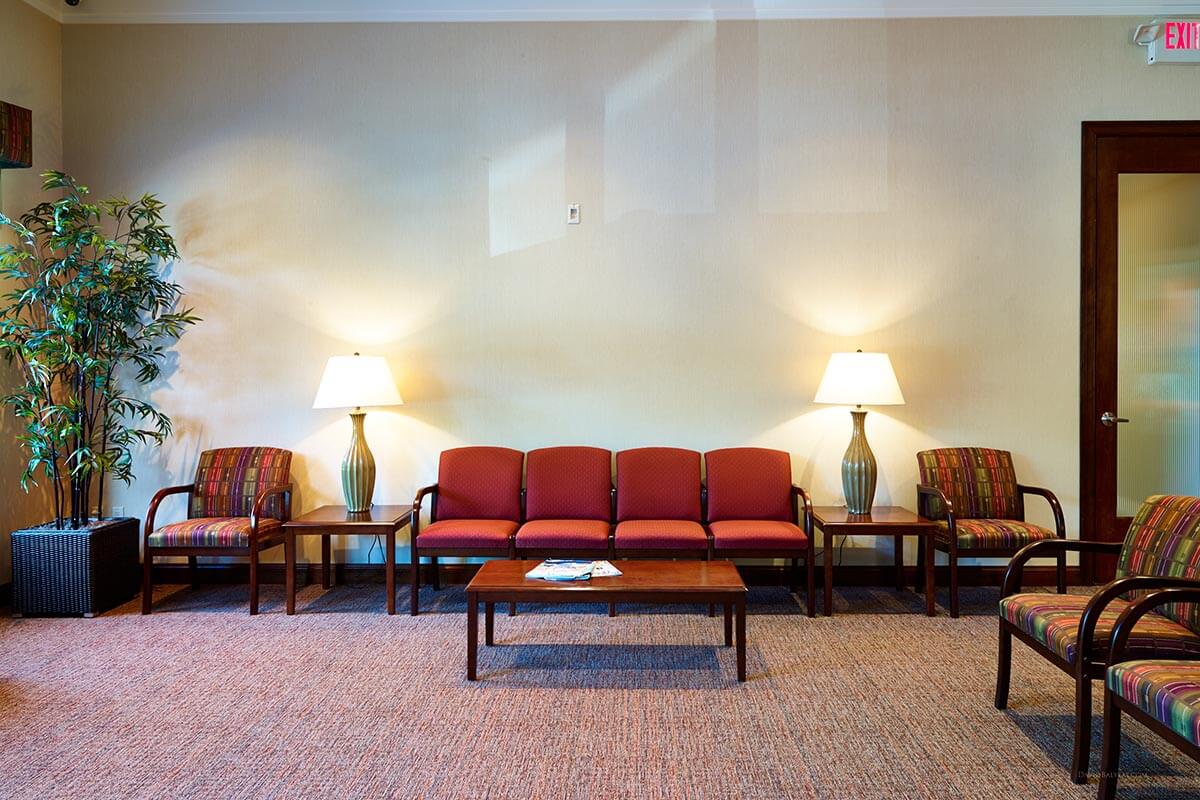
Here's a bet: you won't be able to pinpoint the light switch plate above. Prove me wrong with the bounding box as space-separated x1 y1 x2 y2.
567 204 580 224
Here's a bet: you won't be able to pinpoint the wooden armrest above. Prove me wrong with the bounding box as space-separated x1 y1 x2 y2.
412 484 437 536
1001 539 1121 597
1078 576 1200 666
792 485 814 537
251 483 293 530
916 484 955 521
144 484 194 539
1109 584 1200 665
1017 484 1066 537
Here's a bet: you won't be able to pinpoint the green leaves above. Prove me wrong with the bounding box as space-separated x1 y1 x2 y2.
0 171 198 528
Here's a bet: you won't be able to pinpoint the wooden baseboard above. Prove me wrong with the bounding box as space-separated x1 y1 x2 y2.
145 562 1081 588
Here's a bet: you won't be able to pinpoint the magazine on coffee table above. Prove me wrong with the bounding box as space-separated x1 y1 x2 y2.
525 560 623 581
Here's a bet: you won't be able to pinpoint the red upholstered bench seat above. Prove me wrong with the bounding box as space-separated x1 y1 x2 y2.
418 519 518 548
613 520 708 549
515 519 610 550
710 520 807 550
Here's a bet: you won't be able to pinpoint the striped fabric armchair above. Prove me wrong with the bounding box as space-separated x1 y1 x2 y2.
916 447 1065 617
1098 587 1200 800
142 447 293 615
997 495 1200 784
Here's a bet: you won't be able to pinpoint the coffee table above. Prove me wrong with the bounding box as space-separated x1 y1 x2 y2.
811 506 938 617
283 505 411 615
465 560 748 682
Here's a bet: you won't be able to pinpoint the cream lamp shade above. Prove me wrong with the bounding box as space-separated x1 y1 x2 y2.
813 351 905 407
312 354 403 410
312 353 401 513
813 350 904 515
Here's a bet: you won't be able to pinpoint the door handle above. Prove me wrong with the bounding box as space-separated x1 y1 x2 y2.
1100 412 1130 427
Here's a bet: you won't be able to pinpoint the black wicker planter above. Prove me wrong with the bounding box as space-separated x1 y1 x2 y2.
11 517 140 617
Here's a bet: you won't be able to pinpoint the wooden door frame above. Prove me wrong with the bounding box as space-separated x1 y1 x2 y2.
1080 121 1200 584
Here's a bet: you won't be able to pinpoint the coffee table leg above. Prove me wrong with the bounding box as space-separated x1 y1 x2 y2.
285 533 296 616
467 592 478 681
322 535 332 589
723 602 733 647
925 535 936 617
894 534 904 591
824 529 833 616
485 602 495 646
736 597 746 682
386 530 396 615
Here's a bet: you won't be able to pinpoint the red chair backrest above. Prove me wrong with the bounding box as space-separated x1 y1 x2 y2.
704 447 793 523
525 446 612 521
615 447 701 522
436 446 524 521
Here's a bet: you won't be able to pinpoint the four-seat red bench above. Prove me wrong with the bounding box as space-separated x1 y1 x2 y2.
410 445 815 616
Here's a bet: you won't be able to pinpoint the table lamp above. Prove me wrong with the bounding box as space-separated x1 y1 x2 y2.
813 350 905 514
313 353 403 513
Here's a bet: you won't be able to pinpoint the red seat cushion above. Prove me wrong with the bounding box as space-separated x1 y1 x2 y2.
515 519 610 550
525 446 612 521
417 519 517 549
710 520 807 551
704 448 793 523
436 446 523 521
615 447 701 521
614 520 708 550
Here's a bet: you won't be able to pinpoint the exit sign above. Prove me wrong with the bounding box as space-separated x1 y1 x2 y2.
1135 19 1200 64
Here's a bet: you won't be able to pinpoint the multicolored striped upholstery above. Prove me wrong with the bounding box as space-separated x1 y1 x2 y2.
189 447 292 520
148 517 282 548
937 518 1056 549
917 447 1020 521
1108 660 1200 746
1000 593 1200 664
1115 496 1200 632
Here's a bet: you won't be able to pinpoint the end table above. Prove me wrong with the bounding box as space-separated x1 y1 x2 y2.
283 505 412 615
811 506 938 616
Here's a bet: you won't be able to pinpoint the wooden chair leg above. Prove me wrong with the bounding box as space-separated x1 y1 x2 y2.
410 549 420 616
430 556 440 591
1071 676 1093 784
141 551 153 615
994 622 1012 709
789 557 799 593
249 543 260 616
188 555 199 589
508 601 516 617
1097 690 1122 800
805 553 815 618
915 538 925 592
1057 550 1067 594
949 550 960 619
609 602 617 617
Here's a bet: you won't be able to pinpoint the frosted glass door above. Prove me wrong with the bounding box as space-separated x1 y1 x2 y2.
1116 174 1200 516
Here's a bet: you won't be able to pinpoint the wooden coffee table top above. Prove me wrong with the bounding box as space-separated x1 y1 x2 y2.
467 560 746 595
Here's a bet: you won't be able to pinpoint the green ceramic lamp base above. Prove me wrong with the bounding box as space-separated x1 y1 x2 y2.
341 409 376 513
841 409 878 514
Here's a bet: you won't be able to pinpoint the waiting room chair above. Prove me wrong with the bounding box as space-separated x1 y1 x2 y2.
515 446 613 559
997 495 1200 784
410 446 523 616
916 446 1065 617
612 447 709 559
1098 586 1200 800
705 447 815 617
142 446 293 615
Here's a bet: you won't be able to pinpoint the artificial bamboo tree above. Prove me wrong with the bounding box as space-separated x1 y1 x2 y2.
0 171 198 529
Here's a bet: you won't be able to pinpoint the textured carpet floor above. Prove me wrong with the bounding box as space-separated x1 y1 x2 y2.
0 583 1197 800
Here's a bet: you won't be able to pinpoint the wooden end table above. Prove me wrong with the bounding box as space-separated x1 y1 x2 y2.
283 505 411 615
811 506 938 617
465 560 748 682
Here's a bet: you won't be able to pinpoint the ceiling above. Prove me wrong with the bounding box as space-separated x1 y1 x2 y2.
23 0 1200 24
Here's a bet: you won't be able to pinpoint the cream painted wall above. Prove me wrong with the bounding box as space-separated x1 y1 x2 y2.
59 18 1200 568
0 1 60 582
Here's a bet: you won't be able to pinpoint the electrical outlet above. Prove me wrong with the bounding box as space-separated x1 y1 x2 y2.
112 506 124 518
567 203 580 224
